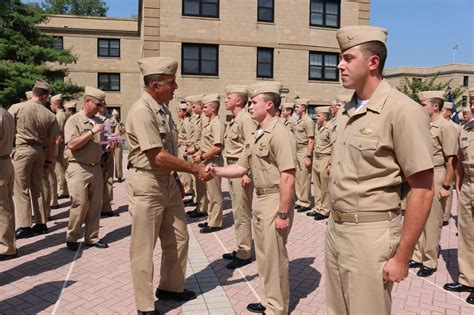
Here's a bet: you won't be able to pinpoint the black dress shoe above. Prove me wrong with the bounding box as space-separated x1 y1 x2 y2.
50 205 60 209
198 222 208 228
117 178 125 183
417 266 436 277
200 226 220 234
155 288 197 301
101 211 118 217
32 224 48 234
306 211 317 217
223 251 237 260
66 241 79 251
443 282 474 292
137 309 161 315
314 213 329 221
294 205 302 210
467 292 474 305
0 252 18 261
247 302 266 314
226 257 252 269
408 260 423 268
297 206 311 213
58 194 69 199
15 227 33 239
442 221 449 226
85 240 109 249
183 199 197 207
189 211 207 218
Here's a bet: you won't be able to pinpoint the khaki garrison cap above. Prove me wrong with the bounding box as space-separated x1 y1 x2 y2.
51 94 63 102
184 94 204 103
201 93 220 104
85 86 106 102
295 98 310 106
138 57 178 76
469 88 474 98
443 102 454 110
64 101 77 110
25 91 33 100
336 25 388 51
418 91 445 102
247 82 282 98
316 106 331 114
281 102 295 110
178 103 188 110
225 85 248 94
34 80 52 92
112 109 119 116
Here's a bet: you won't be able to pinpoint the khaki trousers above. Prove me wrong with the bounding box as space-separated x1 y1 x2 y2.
253 192 293 315
114 145 123 179
443 182 455 222
127 169 189 312
48 159 58 207
65 162 103 243
0 157 16 255
42 164 52 219
227 159 254 259
295 147 311 207
56 142 68 196
101 152 114 212
457 178 474 287
205 157 223 228
312 155 331 215
325 214 402 315
13 145 47 228
194 155 209 212
412 166 445 269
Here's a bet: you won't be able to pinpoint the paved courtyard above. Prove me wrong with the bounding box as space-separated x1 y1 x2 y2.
0 156 473 315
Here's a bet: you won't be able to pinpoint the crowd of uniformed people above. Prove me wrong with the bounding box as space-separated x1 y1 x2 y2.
0 25 473 315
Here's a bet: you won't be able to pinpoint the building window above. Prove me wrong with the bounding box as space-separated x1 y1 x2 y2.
257 48 274 78
463 96 468 107
309 52 339 81
98 73 120 91
52 36 63 50
182 44 219 76
310 0 340 28
98 39 120 57
412 77 422 84
463 76 469 87
258 0 274 22
183 0 219 18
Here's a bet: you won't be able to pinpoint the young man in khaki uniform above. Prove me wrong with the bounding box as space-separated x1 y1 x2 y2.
0 106 17 261
443 88 474 305
327 26 435 315
193 94 224 233
126 57 209 315
50 94 69 202
409 91 458 277
222 85 256 269
64 100 77 119
280 102 295 133
110 109 126 183
208 82 297 315
177 103 194 197
9 80 59 238
307 106 331 220
64 86 117 251
293 99 315 212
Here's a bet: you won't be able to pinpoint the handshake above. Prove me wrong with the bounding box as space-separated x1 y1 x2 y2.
195 163 217 182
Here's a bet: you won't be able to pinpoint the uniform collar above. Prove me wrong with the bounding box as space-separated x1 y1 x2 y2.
79 110 94 124
464 119 474 130
343 79 391 117
143 91 164 114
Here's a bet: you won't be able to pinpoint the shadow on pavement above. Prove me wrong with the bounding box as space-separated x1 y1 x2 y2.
289 257 321 313
440 248 459 283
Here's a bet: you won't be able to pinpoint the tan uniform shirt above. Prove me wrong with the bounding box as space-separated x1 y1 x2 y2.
459 120 474 176
237 117 297 190
126 91 178 170
0 107 15 157
314 123 331 155
8 100 59 146
64 110 103 165
294 115 315 149
283 118 295 133
200 116 224 153
224 110 256 159
430 116 458 166
330 79 434 212
56 109 67 134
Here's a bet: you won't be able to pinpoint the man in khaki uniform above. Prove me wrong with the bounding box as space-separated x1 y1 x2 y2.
307 106 331 220
222 85 256 269
111 109 126 183
409 91 458 277
293 99 315 212
443 88 474 305
193 94 224 233
280 102 295 133
327 26 435 315
126 57 210 314
64 86 116 251
0 106 17 261
9 80 59 238
209 82 297 315
177 103 194 197
50 94 69 202
64 100 77 119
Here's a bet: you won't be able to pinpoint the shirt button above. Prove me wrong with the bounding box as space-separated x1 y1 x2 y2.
343 141 346 145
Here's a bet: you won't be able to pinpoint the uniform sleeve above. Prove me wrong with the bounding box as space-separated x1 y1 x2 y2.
442 123 459 157
393 105 434 177
212 121 223 145
48 119 59 142
129 107 163 151
57 113 66 133
237 141 251 169
305 118 315 138
64 117 78 145
272 128 297 172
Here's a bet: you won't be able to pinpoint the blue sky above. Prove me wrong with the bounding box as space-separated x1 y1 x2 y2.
22 0 474 69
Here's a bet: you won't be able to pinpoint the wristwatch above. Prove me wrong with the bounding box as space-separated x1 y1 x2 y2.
277 211 289 220
442 184 451 190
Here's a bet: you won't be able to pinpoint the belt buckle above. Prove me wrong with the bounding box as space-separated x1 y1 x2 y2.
333 211 342 223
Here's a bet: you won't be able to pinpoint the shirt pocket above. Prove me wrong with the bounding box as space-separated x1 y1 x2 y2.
347 135 379 175
255 143 271 170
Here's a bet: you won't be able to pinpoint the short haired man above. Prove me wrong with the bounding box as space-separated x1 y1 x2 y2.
280 102 296 133
50 94 69 202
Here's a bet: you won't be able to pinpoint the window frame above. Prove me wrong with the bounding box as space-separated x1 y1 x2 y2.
308 51 340 82
256 47 274 79
181 43 219 76
97 73 121 92
97 38 121 58
258 0 275 23
309 0 341 28
182 0 219 18
463 76 469 87
52 36 63 50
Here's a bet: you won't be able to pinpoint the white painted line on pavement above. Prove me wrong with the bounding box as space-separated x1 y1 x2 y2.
51 243 82 315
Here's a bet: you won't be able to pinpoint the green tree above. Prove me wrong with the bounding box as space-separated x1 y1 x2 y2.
402 74 466 110
42 0 108 17
0 0 82 108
